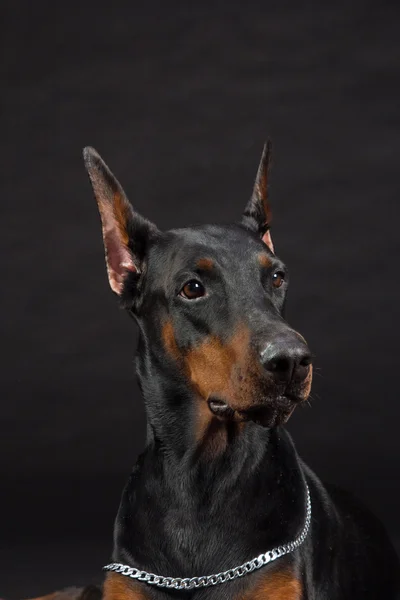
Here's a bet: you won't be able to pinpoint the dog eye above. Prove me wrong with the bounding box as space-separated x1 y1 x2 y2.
180 280 206 299
272 271 285 288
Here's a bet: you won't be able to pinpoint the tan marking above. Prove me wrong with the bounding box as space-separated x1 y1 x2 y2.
301 364 313 400
185 326 264 413
162 320 311 451
196 257 214 271
194 396 245 453
195 395 215 439
24 587 100 600
240 569 302 600
163 320 312 407
258 253 272 268
162 321 256 452
162 322 262 410
25 595 71 600
162 320 181 362
195 398 225 451
162 321 290 413
103 572 151 600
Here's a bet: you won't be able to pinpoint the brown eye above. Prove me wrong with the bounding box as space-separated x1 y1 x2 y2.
180 280 206 299
272 271 285 288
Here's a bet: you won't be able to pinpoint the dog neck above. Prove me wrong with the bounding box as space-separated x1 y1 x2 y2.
137 345 286 462
113 363 306 578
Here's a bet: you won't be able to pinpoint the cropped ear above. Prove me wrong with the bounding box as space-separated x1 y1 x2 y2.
83 147 158 298
241 141 274 253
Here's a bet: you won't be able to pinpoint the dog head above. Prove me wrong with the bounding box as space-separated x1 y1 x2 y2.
83 143 312 428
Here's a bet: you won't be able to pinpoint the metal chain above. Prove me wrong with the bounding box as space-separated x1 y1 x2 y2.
103 483 311 591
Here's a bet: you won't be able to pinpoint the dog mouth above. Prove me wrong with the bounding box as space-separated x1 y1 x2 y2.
208 398 233 417
208 393 301 427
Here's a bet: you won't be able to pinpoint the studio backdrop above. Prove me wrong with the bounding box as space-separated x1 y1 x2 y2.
1 1 399 597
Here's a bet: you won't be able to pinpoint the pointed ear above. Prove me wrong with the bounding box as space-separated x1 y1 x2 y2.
83 147 158 298
241 140 274 253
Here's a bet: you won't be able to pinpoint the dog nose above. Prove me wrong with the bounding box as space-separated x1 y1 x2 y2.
261 338 312 383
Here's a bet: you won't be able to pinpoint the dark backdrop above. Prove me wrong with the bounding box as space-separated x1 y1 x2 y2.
2 1 400 597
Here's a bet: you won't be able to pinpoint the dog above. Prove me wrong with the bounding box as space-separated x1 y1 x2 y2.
28 143 400 599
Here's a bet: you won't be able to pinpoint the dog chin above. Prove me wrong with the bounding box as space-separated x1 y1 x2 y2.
236 402 296 428
208 396 298 427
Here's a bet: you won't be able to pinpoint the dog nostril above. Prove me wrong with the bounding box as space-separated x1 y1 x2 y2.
261 341 311 382
299 355 312 368
269 357 291 373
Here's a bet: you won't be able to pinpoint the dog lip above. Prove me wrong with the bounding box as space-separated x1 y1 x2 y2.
282 392 303 404
208 398 232 416
207 393 302 423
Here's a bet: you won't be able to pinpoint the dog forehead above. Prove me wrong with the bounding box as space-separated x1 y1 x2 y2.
151 224 264 269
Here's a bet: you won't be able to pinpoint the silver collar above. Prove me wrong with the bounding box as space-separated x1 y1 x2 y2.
103 483 311 591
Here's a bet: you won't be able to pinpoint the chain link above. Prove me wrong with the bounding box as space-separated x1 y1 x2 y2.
103 483 311 590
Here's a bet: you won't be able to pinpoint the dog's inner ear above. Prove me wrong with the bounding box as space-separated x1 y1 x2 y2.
241 141 274 253
83 147 158 295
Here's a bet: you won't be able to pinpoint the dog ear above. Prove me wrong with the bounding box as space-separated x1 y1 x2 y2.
83 147 158 297
241 141 274 253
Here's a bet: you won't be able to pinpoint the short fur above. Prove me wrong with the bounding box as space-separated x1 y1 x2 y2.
26 144 400 600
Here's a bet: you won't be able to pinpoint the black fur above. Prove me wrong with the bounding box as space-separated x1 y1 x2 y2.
83 147 400 599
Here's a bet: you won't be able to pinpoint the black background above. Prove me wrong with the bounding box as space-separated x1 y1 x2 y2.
2 1 400 597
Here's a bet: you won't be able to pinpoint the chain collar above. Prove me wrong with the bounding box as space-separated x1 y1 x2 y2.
103 483 311 591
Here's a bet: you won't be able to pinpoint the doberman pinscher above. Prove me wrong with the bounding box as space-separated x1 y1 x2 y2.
33 143 400 600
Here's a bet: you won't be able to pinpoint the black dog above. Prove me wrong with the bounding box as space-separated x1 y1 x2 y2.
30 144 400 600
